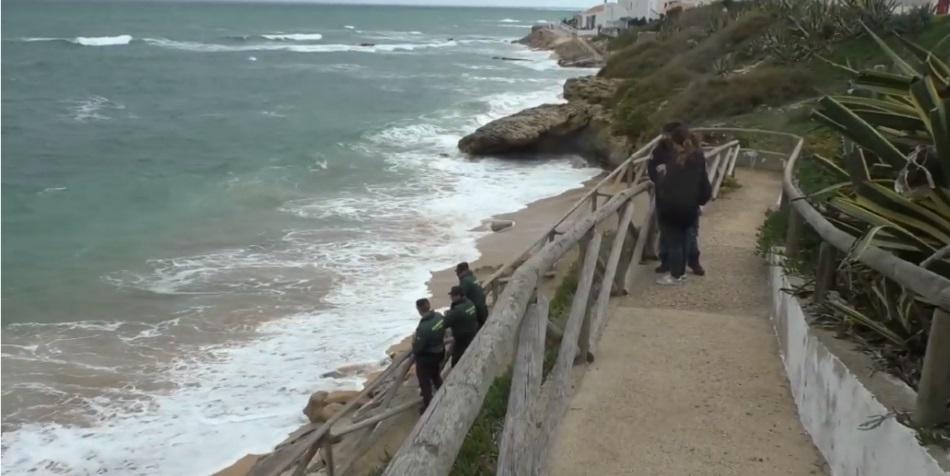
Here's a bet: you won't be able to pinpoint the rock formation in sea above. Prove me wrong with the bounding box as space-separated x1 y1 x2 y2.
458 76 633 168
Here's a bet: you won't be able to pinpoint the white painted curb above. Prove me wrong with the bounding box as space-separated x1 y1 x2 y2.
768 263 948 476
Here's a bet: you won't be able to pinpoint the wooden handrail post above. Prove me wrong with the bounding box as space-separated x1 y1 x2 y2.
644 197 659 260
814 242 837 304
574 231 602 364
292 442 320 476
785 207 803 259
914 307 950 428
323 438 336 476
497 293 548 475
589 200 636 357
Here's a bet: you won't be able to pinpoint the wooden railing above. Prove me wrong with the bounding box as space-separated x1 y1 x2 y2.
772 129 950 429
248 136 742 476
382 138 741 476
694 127 950 429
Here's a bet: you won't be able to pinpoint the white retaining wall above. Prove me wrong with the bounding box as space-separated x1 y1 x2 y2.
768 263 948 476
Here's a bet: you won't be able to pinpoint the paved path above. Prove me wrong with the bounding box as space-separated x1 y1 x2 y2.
548 169 827 476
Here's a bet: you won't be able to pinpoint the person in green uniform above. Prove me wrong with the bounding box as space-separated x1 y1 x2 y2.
455 262 488 327
412 298 445 412
444 286 479 366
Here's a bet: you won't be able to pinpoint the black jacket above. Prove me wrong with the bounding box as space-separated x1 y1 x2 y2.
655 150 712 228
412 311 445 356
648 139 675 184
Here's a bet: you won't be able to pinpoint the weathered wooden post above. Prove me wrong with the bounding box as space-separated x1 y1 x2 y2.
914 307 950 427
785 207 803 259
814 242 837 304
574 231 602 364
323 438 336 476
497 294 548 475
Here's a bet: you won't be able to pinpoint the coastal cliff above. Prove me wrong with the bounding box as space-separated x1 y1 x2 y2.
458 76 633 168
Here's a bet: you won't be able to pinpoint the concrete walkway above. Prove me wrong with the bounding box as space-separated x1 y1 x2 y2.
549 169 827 476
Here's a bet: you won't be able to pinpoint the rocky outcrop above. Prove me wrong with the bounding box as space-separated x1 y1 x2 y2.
517 26 606 69
563 76 625 105
458 76 633 168
458 102 591 155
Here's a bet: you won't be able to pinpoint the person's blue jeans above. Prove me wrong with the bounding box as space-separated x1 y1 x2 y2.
659 222 699 270
659 223 689 278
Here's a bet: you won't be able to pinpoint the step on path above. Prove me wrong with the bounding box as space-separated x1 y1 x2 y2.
548 169 828 476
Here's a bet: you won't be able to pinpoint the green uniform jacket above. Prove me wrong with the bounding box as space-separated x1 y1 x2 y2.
412 311 445 356
459 271 488 320
444 298 479 338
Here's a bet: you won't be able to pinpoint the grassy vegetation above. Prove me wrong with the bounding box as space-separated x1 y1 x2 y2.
601 1 950 141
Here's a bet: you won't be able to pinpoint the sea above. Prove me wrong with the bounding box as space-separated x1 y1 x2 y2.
0 1 600 474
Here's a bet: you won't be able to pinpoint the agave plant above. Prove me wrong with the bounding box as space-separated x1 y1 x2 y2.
804 26 949 388
811 25 950 276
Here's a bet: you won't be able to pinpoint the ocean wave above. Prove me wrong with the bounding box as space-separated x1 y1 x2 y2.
76 35 132 46
143 37 456 53
498 24 532 29
260 33 323 41
19 35 133 46
499 18 521 23
1 47 593 476
65 95 125 122
344 25 356 29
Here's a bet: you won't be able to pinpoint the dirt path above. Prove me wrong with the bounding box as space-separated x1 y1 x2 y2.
548 169 828 476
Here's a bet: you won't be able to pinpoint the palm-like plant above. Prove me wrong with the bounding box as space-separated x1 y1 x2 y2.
803 25 949 388
811 25 949 275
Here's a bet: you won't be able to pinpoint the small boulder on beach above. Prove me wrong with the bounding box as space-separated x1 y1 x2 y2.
489 219 515 232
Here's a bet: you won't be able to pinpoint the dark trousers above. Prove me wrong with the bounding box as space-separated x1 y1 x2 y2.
659 223 690 278
452 332 475 367
659 223 699 268
415 353 444 409
476 306 488 328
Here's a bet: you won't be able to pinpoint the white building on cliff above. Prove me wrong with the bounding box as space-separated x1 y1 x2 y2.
574 0 709 36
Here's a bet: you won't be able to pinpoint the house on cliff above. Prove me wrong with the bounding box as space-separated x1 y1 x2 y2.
575 0 709 36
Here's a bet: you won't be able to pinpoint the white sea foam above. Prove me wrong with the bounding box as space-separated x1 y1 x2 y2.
499 18 521 23
344 25 356 29
144 38 456 53
261 33 323 41
75 35 133 46
66 95 125 122
19 35 133 46
498 24 532 29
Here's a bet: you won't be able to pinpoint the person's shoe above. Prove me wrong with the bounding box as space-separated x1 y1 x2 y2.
689 264 706 276
654 264 669 274
656 274 684 285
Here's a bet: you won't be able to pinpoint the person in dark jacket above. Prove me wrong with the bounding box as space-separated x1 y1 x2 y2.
648 122 705 276
455 262 489 327
412 298 445 411
444 286 479 366
653 125 712 285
